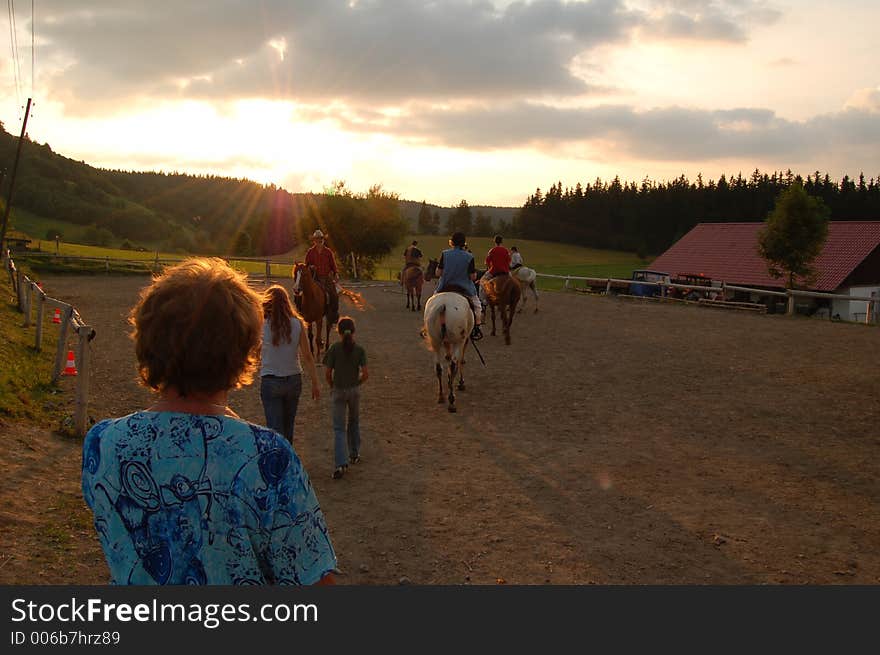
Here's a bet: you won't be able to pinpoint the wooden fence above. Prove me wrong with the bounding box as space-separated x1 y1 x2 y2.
5 251 96 436
14 251 299 278
536 273 879 324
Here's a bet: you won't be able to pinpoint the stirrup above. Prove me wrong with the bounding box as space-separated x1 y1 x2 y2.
470 325 483 341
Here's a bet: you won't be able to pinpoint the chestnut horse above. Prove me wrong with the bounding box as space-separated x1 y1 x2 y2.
403 265 424 311
292 262 333 360
481 273 521 345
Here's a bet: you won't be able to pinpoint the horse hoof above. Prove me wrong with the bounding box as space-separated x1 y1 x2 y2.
438 397 445 404
447 405 457 413
458 382 465 391
534 308 538 313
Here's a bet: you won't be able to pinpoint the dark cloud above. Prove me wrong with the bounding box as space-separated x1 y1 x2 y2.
31 0 773 109
351 101 879 161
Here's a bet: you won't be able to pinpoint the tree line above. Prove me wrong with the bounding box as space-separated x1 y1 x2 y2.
513 170 880 257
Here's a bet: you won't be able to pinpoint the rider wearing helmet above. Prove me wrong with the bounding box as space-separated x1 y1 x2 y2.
434 231 483 340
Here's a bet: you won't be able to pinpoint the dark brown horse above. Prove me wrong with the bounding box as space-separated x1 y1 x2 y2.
292 262 333 360
425 258 439 282
481 273 521 345
403 265 424 311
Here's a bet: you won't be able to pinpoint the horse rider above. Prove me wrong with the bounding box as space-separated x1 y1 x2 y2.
510 246 523 270
305 229 339 325
478 234 511 307
400 240 423 286
483 234 511 283
434 231 484 340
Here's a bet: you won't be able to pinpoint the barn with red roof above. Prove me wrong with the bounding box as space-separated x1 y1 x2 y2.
650 222 880 321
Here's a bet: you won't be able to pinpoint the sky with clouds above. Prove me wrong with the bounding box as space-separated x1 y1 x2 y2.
2 0 878 206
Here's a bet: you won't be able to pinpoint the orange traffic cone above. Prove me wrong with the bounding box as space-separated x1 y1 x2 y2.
52 308 62 324
62 350 78 376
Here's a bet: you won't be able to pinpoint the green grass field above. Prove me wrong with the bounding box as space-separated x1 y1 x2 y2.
9 224 647 285
0 296 60 421
376 235 647 288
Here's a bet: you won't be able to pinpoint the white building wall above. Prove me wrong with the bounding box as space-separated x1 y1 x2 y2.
831 286 880 322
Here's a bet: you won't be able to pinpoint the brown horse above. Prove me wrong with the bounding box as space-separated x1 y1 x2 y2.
481 273 521 345
403 265 424 311
292 262 333 359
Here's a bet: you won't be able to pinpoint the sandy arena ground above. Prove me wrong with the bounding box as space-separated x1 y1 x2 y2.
1 273 879 584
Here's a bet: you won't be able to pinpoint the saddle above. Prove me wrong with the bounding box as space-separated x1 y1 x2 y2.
437 284 481 322
404 261 422 270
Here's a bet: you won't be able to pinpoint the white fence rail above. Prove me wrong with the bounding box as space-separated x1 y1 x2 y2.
536 273 878 324
5 251 96 436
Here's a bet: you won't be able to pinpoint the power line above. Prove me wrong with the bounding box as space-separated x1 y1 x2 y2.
7 0 23 119
30 0 33 97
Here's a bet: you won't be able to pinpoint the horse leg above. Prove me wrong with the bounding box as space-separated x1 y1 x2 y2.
447 360 457 412
502 304 511 345
531 281 539 313
518 281 526 313
307 324 315 356
490 305 497 336
457 355 465 391
435 362 444 404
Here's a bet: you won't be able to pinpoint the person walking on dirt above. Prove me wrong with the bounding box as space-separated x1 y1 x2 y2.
305 229 340 326
81 258 336 585
323 316 369 480
260 285 321 443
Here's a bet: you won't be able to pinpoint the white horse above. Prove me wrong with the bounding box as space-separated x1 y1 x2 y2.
511 266 539 313
423 293 473 413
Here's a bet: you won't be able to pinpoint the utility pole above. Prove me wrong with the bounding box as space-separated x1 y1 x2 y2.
0 97 33 257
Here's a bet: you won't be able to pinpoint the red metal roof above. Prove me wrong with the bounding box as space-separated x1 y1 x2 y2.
649 222 880 291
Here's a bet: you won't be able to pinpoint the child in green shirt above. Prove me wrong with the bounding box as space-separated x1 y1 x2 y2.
323 317 369 479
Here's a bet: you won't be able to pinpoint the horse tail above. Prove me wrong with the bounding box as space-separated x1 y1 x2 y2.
423 302 446 352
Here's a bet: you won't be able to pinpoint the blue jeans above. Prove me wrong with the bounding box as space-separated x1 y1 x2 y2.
260 374 303 443
332 386 361 467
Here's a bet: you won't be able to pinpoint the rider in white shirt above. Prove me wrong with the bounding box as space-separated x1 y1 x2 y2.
510 246 523 270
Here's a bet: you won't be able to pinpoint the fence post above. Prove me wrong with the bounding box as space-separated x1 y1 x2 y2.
16 268 24 309
53 306 73 383
74 326 91 437
786 291 795 316
564 276 570 290
22 280 32 327
265 258 271 280
105 256 110 273
605 278 612 295
35 289 45 351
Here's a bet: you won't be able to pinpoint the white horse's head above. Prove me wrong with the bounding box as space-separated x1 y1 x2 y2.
292 265 303 293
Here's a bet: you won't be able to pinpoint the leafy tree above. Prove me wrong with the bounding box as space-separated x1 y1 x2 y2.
758 182 830 288
432 210 441 234
473 211 493 236
447 199 472 234
298 183 408 279
417 201 435 234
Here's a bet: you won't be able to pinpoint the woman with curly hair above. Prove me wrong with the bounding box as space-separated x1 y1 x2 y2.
81 258 336 585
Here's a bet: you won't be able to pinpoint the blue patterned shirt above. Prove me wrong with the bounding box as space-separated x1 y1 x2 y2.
82 411 337 585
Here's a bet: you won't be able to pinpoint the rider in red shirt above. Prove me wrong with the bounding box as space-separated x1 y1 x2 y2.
484 234 511 281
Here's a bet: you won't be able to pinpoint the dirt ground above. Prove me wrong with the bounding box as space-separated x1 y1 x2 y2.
1 274 879 585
